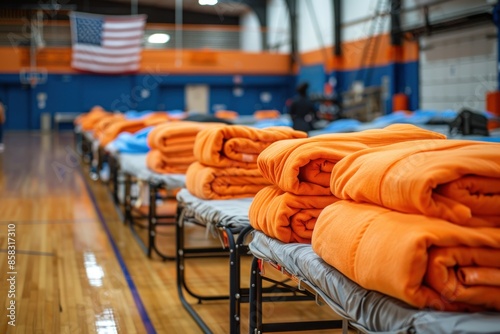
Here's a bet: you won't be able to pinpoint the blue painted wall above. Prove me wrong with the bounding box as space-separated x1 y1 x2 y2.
0 60 422 130
299 60 419 114
297 64 326 95
0 73 294 130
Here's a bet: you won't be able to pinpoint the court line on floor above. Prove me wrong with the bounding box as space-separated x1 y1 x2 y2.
0 219 97 225
0 249 55 256
80 169 156 334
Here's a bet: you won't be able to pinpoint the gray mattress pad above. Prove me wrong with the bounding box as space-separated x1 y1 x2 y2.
118 153 186 188
249 230 500 334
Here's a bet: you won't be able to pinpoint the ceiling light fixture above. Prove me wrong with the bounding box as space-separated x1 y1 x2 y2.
199 0 218 5
148 33 170 44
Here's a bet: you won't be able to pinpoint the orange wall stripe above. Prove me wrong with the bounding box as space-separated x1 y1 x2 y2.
0 34 418 75
301 33 419 72
0 47 291 75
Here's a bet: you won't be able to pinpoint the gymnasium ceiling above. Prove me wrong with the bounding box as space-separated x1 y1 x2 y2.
0 0 253 25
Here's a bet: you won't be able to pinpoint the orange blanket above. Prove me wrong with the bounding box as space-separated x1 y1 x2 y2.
91 114 125 136
143 112 170 126
148 121 225 154
77 106 111 130
249 185 338 243
312 201 500 312
258 124 446 195
185 162 270 199
194 125 307 168
99 119 147 146
330 140 500 227
146 150 195 174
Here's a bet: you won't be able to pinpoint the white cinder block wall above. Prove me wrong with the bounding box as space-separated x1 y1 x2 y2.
240 9 262 52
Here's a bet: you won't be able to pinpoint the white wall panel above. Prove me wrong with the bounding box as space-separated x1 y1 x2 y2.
342 0 391 42
267 0 290 53
402 0 492 30
419 24 497 111
297 0 333 52
240 10 262 52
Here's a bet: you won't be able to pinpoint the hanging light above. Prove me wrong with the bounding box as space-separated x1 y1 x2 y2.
199 0 218 5
148 33 170 44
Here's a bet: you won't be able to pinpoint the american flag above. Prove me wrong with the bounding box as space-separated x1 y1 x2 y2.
69 12 147 74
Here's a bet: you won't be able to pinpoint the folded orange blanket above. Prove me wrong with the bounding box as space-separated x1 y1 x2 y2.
77 106 111 130
185 162 270 199
331 139 500 227
146 150 195 174
93 114 125 136
258 124 445 195
99 119 148 146
194 125 307 168
254 110 280 119
143 112 170 126
312 200 500 312
148 121 225 153
249 185 338 243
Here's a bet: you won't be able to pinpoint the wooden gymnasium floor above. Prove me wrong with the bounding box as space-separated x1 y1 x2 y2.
0 132 348 334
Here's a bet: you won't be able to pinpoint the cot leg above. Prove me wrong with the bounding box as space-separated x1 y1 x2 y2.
147 182 156 258
81 135 91 164
124 173 132 225
110 156 120 205
98 147 104 180
175 206 213 333
90 141 99 180
342 319 349 334
227 228 241 334
227 225 254 334
74 131 82 155
249 257 263 334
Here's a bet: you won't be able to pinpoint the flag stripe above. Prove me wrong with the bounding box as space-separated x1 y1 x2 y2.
102 30 144 39
72 60 140 73
70 11 146 74
103 21 146 30
73 52 141 64
102 39 143 48
73 44 142 55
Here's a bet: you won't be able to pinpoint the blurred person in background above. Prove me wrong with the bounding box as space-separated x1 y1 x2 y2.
289 82 317 133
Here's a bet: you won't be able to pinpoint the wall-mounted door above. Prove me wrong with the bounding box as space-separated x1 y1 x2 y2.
185 84 209 114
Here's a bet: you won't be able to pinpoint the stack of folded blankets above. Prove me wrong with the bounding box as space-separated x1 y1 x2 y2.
311 139 500 312
75 106 115 132
97 112 170 146
146 121 224 174
185 125 307 200
249 124 446 243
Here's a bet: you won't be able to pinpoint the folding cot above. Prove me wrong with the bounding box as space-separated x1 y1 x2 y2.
248 230 500 333
175 189 255 333
74 128 109 181
76 129 95 165
111 152 185 259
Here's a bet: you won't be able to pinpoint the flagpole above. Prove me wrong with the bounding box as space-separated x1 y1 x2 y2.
175 0 183 67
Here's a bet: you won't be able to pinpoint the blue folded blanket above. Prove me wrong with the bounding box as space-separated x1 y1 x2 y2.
252 117 293 129
124 110 155 119
108 126 154 153
309 119 362 136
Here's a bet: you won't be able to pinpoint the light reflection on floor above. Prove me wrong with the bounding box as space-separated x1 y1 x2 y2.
95 308 119 334
84 252 105 287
